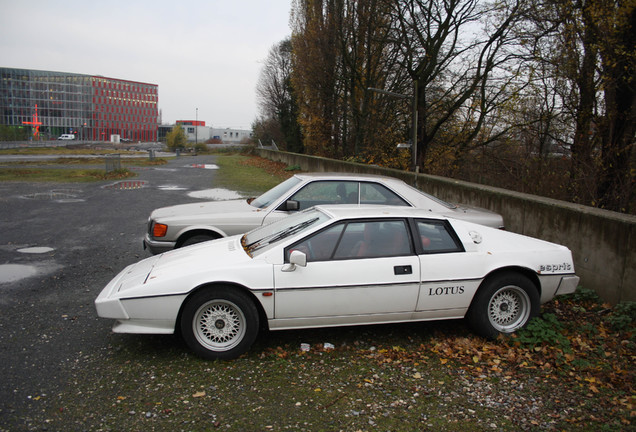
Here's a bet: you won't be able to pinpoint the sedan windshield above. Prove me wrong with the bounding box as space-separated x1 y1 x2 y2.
249 176 302 209
242 208 330 256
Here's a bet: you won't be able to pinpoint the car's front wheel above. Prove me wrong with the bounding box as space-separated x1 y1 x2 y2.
180 287 259 360
467 272 539 339
180 234 218 248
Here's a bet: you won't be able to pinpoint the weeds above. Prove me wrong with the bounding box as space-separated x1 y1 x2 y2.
516 313 571 349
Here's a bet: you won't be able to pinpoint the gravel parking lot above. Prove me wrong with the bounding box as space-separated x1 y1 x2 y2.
0 155 227 430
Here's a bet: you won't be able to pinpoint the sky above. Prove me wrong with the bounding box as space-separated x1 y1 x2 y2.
0 0 293 129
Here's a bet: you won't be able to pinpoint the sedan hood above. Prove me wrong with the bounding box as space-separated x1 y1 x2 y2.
150 199 256 220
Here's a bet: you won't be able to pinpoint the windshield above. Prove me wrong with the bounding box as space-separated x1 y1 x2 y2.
242 208 330 256
249 176 302 209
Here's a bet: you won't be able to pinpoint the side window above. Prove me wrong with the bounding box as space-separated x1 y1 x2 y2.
360 183 409 206
286 219 413 262
416 220 463 253
286 224 344 262
289 181 358 210
334 220 412 259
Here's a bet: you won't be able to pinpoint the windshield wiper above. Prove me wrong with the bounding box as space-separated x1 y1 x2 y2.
246 217 319 253
268 217 319 243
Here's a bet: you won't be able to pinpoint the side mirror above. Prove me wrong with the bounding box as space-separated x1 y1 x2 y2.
278 200 300 211
281 250 307 272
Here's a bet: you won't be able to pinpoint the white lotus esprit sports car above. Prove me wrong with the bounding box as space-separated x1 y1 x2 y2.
96 206 579 360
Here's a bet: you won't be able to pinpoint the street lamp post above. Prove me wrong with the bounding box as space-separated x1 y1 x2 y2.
368 83 418 172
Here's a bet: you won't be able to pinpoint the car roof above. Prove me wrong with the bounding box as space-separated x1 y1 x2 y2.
314 204 450 222
293 172 407 183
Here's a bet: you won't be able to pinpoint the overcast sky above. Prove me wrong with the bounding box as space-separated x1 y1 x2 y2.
0 0 292 129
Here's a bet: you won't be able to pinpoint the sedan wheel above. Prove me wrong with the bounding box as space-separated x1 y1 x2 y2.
181 288 259 360
467 273 539 339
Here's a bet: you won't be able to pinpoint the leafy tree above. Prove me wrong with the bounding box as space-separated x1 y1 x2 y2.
166 124 187 151
291 0 408 163
291 0 340 157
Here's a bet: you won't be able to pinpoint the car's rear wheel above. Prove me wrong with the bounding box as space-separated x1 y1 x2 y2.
180 287 259 360
467 273 539 339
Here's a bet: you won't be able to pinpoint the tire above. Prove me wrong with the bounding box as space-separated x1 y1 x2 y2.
181 234 217 248
180 287 259 360
467 272 539 339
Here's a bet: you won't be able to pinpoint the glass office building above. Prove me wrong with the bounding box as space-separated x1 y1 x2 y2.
0 67 158 141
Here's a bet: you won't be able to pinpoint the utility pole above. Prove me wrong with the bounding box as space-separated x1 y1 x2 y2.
367 83 418 172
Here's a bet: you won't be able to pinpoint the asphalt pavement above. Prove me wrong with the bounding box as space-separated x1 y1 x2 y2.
0 154 232 430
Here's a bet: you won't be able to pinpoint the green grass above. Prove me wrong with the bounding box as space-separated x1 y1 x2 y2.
212 153 292 195
0 154 168 182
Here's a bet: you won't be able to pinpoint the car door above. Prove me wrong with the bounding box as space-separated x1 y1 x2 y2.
414 219 482 312
273 219 420 322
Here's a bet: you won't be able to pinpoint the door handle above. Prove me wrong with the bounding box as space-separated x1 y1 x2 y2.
394 265 412 275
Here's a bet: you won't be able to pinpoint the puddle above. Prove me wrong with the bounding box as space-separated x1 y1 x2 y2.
0 264 38 283
22 189 84 203
103 180 147 190
188 188 244 200
17 247 55 254
188 164 219 170
158 185 188 191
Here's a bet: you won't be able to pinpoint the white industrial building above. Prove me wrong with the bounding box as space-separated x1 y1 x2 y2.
174 120 251 144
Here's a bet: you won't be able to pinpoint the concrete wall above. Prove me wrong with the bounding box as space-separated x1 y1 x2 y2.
256 149 636 304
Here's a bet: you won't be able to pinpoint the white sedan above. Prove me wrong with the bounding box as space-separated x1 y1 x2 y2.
143 172 504 254
97 206 579 360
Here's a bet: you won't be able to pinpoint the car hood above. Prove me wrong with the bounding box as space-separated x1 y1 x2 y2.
118 236 249 295
150 199 257 220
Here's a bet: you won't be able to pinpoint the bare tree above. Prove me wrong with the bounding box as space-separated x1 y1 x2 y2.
256 39 303 152
519 0 635 212
385 0 525 169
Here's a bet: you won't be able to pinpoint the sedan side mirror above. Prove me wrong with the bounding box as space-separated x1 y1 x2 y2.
278 200 300 212
281 250 307 272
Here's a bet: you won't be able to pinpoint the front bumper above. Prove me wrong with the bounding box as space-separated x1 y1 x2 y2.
143 233 176 255
555 275 580 296
538 274 580 303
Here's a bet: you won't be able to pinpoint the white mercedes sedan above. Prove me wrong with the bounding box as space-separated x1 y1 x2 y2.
97 206 579 360
143 172 504 254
